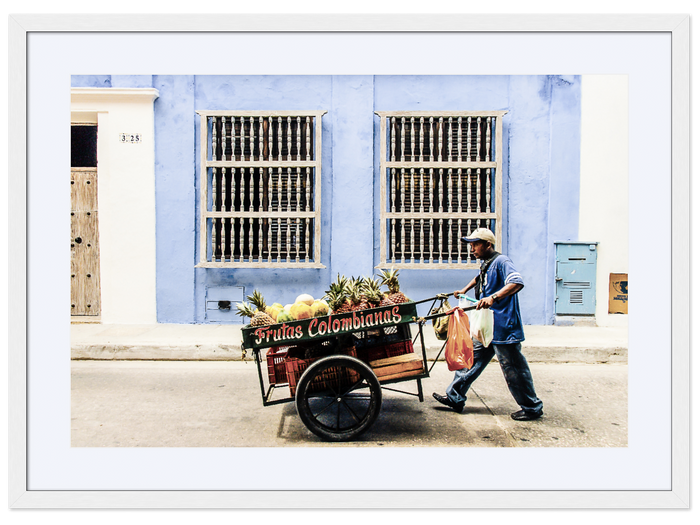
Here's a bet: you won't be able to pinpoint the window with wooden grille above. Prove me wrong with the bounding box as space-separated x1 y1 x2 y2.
196 111 327 268
376 111 506 269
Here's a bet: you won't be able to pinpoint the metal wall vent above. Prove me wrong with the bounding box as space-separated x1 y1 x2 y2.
563 281 591 289
570 290 584 304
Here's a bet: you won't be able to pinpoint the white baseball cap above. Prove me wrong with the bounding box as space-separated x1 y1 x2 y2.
461 228 496 246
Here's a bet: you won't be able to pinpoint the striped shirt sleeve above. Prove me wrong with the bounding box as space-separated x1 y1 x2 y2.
501 257 524 286
505 271 524 285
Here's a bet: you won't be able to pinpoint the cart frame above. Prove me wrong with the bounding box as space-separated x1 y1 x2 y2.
241 294 475 440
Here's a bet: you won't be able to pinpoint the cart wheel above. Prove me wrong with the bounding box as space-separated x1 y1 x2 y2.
295 355 381 442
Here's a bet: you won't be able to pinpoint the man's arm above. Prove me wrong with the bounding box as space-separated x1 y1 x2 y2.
453 276 479 298
476 283 523 310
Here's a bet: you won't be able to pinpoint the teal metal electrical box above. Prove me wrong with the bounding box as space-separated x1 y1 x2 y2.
555 242 598 315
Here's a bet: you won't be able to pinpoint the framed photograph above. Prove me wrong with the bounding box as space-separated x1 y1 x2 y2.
6 11 690 509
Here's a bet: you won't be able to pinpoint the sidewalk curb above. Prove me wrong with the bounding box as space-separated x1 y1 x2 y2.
71 344 244 361
71 343 628 364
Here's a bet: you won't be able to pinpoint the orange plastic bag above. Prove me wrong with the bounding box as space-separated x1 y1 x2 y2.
445 307 474 371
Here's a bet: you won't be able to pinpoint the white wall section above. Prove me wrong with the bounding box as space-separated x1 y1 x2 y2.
71 88 159 324
579 76 629 327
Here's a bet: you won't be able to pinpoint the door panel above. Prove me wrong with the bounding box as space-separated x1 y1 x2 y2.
71 167 101 316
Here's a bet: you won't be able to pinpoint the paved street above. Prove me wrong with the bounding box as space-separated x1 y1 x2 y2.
71 360 627 448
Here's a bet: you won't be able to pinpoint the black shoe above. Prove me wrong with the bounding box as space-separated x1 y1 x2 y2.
510 409 543 421
432 393 465 413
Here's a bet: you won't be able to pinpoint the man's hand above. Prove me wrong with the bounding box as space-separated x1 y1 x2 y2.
476 295 495 310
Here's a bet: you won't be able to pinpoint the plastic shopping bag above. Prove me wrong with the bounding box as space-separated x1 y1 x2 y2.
445 307 474 371
430 299 452 341
468 308 494 347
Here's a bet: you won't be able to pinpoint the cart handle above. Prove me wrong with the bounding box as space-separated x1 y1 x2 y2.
412 292 453 306
414 304 478 324
414 292 479 306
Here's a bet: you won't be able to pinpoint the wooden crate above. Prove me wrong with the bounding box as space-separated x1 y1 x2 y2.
370 353 425 382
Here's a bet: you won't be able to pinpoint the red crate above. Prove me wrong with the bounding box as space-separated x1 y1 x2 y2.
285 347 358 397
355 339 414 364
266 346 289 385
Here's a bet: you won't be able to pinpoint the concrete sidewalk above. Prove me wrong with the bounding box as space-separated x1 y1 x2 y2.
71 322 628 364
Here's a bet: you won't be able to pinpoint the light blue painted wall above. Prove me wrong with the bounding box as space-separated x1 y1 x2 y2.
330 76 375 279
503 76 581 324
71 75 112 88
71 74 581 325
152 75 196 323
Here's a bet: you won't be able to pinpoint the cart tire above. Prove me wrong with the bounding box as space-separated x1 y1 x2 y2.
295 355 381 442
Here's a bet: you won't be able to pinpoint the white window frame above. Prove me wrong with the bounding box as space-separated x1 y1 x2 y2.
196 110 327 268
376 110 506 269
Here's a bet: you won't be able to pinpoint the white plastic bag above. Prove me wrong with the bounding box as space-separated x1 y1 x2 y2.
468 308 494 347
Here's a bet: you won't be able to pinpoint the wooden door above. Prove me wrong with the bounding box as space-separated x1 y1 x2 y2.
71 166 101 316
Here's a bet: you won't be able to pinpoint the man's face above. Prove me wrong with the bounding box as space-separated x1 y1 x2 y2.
470 240 490 260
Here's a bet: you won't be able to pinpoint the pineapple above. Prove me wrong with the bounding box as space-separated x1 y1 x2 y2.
324 274 353 314
362 276 385 308
248 290 267 313
236 301 275 327
324 287 350 314
348 277 370 311
245 290 276 326
379 268 410 306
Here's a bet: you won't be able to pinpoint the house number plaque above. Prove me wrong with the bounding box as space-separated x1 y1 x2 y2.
119 133 142 144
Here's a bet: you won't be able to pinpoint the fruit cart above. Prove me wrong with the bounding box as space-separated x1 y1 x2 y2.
241 294 472 441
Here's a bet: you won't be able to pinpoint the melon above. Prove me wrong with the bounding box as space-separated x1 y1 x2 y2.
290 302 313 320
266 305 282 320
311 300 329 317
295 293 315 306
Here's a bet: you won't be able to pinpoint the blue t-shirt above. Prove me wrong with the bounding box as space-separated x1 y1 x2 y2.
479 254 525 344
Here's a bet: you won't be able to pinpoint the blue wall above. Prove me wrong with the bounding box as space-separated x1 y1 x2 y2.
72 75 581 325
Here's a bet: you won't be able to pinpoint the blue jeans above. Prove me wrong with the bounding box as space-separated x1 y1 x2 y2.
446 339 543 414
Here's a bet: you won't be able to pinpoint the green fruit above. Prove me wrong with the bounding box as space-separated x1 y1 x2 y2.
276 309 294 323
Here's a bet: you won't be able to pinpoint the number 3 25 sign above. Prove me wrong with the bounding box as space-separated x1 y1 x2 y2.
119 133 142 144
